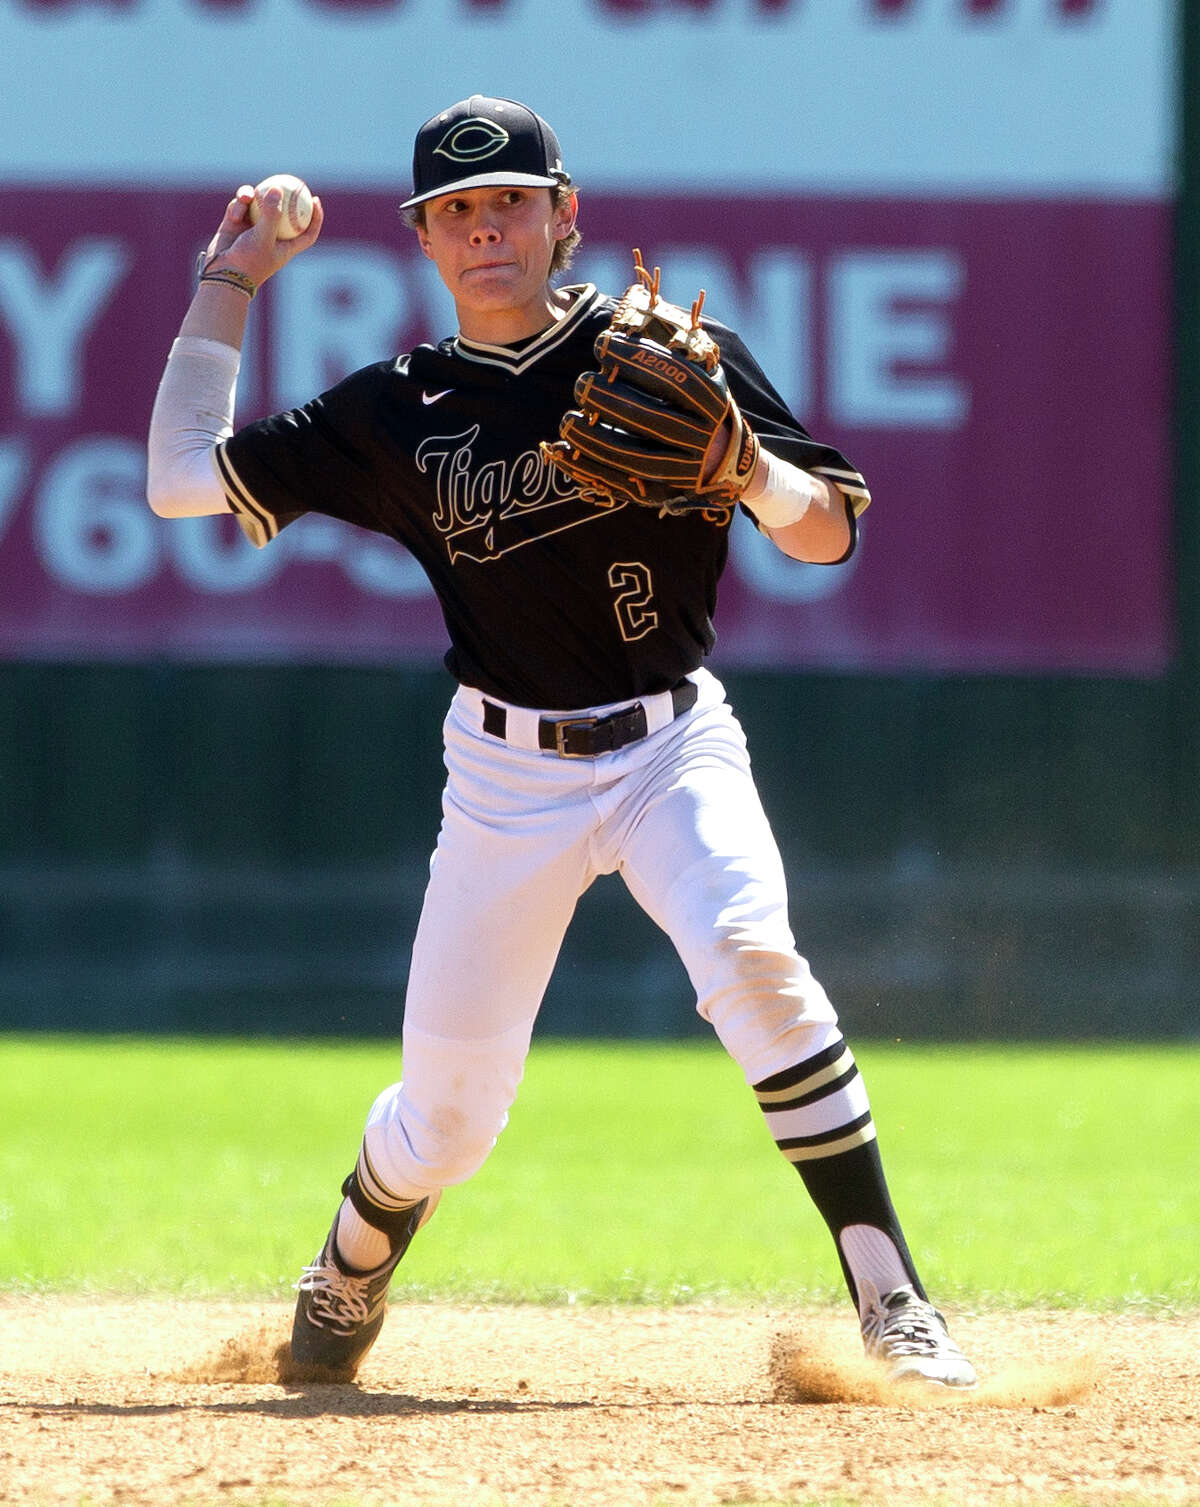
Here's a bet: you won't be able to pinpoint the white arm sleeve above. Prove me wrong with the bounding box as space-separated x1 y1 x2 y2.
146 335 240 518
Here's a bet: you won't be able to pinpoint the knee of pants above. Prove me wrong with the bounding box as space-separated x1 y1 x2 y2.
362 1026 529 1197
368 1101 503 1192
361 1089 506 1196
696 942 842 1086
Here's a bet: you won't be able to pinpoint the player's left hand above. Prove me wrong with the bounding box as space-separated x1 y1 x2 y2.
540 250 759 518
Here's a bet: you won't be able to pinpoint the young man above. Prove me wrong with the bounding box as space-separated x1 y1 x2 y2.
147 95 976 1388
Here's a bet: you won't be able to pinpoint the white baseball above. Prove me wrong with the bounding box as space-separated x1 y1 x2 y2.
248 174 314 240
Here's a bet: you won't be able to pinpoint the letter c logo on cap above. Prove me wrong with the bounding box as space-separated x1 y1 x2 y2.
434 119 511 164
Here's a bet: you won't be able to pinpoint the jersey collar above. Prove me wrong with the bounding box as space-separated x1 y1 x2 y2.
451 285 601 375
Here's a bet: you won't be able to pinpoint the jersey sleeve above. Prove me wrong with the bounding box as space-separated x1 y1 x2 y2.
214 366 389 549
707 320 872 524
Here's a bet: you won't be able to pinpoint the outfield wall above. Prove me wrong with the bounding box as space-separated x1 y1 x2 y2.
1 659 1194 1039
0 0 1196 1038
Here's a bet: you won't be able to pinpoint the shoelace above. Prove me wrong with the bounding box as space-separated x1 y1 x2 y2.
296 1261 373 1330
862 1293 953 1358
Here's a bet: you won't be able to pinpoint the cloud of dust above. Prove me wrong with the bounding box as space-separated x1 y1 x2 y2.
768 1331 1099 1409
171 1316 298 1386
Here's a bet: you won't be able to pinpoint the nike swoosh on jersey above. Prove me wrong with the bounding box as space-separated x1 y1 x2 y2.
422 389 454 405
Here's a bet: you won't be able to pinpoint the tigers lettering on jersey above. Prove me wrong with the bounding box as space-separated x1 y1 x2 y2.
417 423 624 564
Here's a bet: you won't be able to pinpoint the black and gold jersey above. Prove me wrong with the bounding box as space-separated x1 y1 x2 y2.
216 284 867 709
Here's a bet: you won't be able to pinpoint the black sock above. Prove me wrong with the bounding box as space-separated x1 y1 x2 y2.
753 1039 925 1308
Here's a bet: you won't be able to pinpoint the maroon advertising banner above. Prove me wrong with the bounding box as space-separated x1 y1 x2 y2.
0 187 1173 673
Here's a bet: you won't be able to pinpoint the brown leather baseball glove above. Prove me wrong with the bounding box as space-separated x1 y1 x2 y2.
540 251 760 517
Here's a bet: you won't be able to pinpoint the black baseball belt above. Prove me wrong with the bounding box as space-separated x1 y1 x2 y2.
481 680 699 759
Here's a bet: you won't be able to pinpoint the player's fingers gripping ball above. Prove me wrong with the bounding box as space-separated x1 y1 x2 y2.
540 250 760 517
247 174 315 240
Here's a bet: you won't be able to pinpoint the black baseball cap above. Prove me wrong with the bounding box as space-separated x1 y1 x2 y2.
401 95 571 211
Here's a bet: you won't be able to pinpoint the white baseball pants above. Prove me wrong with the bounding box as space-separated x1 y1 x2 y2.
360 668 842 1201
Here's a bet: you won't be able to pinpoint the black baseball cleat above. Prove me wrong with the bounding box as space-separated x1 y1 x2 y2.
859 1281 978 1388
290 1197 435 1379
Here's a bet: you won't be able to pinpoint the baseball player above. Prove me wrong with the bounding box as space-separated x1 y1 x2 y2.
147 95 976 1389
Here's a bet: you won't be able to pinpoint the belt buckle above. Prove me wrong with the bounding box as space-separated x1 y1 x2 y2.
554 715 598 757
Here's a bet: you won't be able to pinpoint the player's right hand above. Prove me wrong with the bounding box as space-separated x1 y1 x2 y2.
199 184 324 289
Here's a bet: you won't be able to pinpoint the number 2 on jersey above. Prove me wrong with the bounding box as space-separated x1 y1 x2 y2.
607 561 658 642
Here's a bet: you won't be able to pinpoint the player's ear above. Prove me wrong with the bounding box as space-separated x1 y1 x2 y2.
553 190 579 240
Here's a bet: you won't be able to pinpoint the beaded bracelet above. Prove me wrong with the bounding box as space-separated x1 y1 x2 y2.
198 267 258 299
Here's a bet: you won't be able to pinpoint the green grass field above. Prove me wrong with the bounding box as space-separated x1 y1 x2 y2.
0 1034 1195 1309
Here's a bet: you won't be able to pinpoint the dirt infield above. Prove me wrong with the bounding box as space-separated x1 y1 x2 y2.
0 1298 1197 1506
